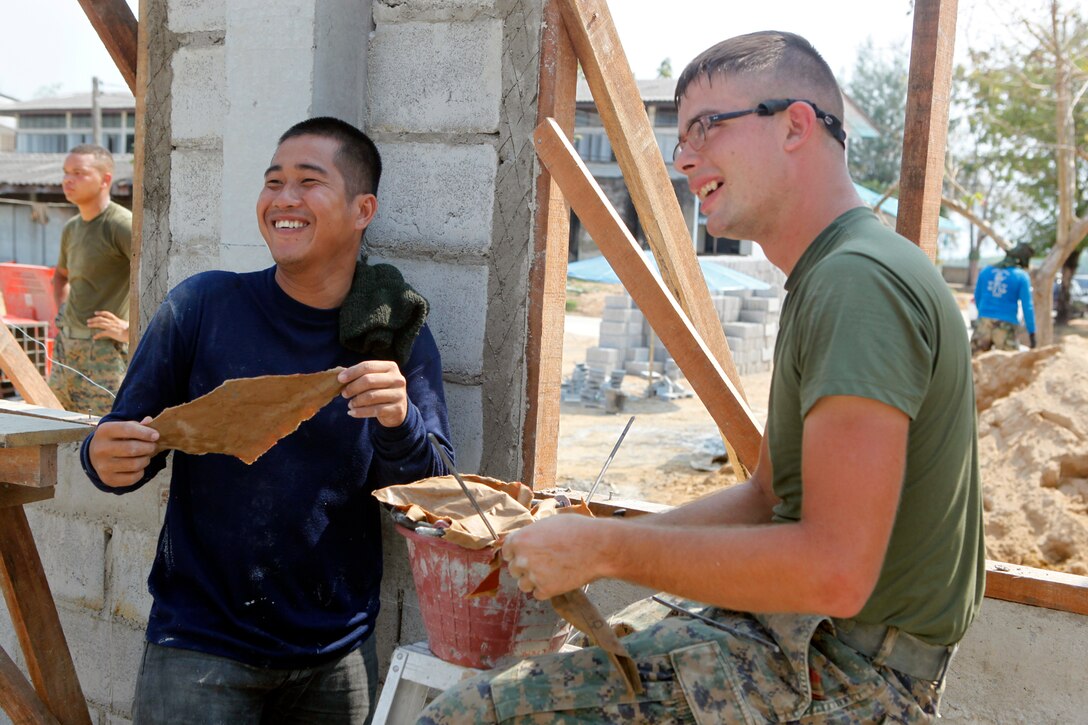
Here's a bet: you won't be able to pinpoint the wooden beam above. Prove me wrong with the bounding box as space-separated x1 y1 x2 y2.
896 0 958 259
0 645 61 725
985 561 1088 616
0 447 58 489
0 506 92 725
76 0 139 94
555 0 747 403
522 0 578 489
0 484 54 510
128 0 150 344
534 119 763 472
0 327 63 411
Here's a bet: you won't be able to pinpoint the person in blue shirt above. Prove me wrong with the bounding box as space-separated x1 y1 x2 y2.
82 117 453 724
972 243 1037 353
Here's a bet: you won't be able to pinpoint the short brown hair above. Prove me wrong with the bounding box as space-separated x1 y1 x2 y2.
67 144 115 174
675 31 844 120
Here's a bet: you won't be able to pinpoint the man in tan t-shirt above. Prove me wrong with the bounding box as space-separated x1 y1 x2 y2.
50 143 132 415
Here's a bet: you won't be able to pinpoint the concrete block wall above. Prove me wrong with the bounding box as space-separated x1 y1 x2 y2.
0 0 545 722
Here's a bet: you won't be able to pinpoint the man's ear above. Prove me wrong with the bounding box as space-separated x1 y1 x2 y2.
101 171 114 192
354 193 378 232
782 102 817 151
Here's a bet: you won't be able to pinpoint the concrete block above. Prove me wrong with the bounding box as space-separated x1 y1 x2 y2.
59 603 110 707
740 309 770 324
51 443 165 532
171 46 227 141
715 295 742 322
722 288 753 299
762 347 775 362
723 322 764 339
371 256 487 378
626 361 665 375
367 143 497 255
106 620 145 715
602 307 644 323
168 0 226 32
599 333 642 349
625 347 650 362
764 323 780 337
443 382 483 474
369 21 502 133
24 509 106 609
754 287 779 298
374 0 498 23
169 148 224 253
219 242 273 274
604 295 634 309
109 526 157 627
744 296 781 312
586 347 621 365
599 321 643 337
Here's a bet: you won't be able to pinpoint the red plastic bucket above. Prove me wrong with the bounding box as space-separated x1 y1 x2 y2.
396 525 569 668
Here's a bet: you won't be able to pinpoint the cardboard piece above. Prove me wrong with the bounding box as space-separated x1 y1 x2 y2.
148 368 345 464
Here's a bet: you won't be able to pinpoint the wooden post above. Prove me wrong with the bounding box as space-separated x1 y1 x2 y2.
521 1 578 488
555 0 747 403
896 0 958 259
534 119 762 473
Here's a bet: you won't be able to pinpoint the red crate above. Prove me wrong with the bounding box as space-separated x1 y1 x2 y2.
0 263 58 336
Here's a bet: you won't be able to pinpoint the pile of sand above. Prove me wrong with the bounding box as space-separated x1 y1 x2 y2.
974 335 1088 574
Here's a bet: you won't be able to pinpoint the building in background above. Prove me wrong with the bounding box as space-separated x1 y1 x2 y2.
0 91 136 154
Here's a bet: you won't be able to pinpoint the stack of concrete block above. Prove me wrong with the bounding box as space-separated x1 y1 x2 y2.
584 287 782 381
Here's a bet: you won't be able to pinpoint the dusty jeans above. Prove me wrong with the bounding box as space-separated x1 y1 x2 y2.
132 636 378 725
419 598 943 724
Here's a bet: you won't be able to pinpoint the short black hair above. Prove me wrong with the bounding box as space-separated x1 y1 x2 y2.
278 117 382 198
674 31 844 121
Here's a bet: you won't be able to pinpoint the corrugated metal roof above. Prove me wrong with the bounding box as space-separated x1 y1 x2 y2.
0 92 135 114
0 152 134 187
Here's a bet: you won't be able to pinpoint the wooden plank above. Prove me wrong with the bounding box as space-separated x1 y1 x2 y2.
76 0 138 94
0 447 58 489
534 119 763 472
896 0 958 259
0 327 63 412
0 507 92 724
985 561 1088 616
0 415 93 449
556 0 747 403
0 484 54 510
521 0 578 489
0 644 61 725
128 0 149 344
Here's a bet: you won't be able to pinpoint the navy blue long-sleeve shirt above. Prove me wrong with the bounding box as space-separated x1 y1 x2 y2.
80 267 452 668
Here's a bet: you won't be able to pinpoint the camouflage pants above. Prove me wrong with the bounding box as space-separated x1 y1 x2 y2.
970 317 1021 354
48 331 127 417
418 598 942 724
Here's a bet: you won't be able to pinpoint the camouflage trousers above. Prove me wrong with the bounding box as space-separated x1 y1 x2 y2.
970 317 1021 354
419 597 942 724
48 331 127 417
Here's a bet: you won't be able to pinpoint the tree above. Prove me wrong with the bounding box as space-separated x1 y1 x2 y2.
845 38 910 191
955 0 1088 344
656 58 672 79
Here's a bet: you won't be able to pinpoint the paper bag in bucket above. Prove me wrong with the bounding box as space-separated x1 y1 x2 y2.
374 474 589 669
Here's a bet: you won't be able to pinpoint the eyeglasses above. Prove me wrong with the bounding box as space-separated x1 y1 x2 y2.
672 98 847 161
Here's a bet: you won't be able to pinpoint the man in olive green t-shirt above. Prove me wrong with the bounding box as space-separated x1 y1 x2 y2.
50 144 132 415
423 30 982 725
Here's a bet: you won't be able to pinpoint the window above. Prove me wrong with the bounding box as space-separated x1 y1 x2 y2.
17 114 66 129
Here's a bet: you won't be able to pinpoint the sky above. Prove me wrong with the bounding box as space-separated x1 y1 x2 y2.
0 0 1009 102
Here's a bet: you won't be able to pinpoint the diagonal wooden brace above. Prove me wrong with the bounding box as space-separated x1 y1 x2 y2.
534 118 763 473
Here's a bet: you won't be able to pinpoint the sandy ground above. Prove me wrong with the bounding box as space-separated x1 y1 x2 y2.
557 283 1088 574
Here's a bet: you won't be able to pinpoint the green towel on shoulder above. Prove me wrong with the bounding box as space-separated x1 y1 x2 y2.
339 259 429 368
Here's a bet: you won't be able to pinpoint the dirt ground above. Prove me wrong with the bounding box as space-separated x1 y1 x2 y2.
557 282 1088 575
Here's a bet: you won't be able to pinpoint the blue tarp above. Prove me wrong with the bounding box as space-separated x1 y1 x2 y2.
567 249 770 293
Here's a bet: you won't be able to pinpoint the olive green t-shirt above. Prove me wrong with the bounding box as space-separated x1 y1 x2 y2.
57 201 132 333
768 207 984 646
